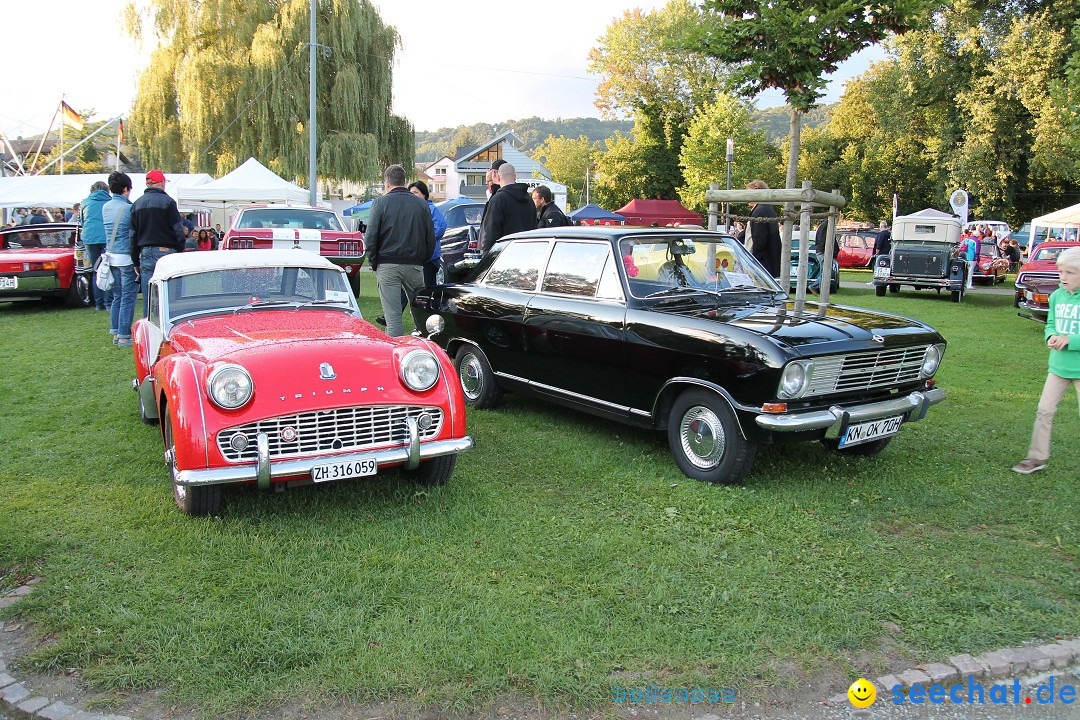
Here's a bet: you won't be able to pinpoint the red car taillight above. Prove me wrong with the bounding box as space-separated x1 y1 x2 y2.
24 261 59 271
227 238 271 250
336 241 363 256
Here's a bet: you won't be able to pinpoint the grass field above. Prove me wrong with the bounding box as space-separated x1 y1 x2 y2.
0 272 1076 715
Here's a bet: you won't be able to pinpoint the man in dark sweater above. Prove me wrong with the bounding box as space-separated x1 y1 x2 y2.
366 164 436 337
532 185 572 228
478 163 536 254
129 170 185 316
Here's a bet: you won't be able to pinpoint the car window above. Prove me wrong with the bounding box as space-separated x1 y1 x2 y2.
148 284 161 326
596 255 624 300
164 267 354 321
620 235 777 297
236 209 342 231
0 229 74 249
541 242 612 297
1033 247 1061 262
484 241 550 291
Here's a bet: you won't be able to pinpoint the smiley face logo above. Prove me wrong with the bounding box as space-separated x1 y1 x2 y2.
848 678 876 708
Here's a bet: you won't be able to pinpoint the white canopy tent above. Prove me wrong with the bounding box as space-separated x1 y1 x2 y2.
0 172 213 211
176 157 314 209
1030 202 1080 246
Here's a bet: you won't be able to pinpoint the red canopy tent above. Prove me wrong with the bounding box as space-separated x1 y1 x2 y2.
615 199 702 226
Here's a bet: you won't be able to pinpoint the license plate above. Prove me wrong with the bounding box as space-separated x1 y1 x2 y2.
311 458 377 482
873 266 890 278
0 277 16 290
839 415 903 448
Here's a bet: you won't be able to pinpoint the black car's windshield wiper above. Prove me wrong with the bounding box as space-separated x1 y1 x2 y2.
644 286 700 299
233 299 295 313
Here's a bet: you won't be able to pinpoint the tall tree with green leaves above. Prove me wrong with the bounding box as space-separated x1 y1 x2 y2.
531 135 598 209
125 0 412 182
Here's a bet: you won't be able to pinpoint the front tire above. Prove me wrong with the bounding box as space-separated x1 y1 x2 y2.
888 283 900 294
454 346 502 409
667 389 756 484
408 454 456 486
951 286 964 303
66 273 93 308
164 400 222 517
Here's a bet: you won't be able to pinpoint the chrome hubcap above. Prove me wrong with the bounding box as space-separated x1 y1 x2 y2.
459 354 483 400
680 406 725 469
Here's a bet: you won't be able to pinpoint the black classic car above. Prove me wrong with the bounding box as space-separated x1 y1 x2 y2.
436 200 486 283
411 227 947 484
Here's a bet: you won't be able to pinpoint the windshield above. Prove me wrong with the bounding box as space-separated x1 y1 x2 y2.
164 266 356 322
235 209 342 231
1032 247 1066 263
619 235 781 298
0 228 76 249
444 204 485 228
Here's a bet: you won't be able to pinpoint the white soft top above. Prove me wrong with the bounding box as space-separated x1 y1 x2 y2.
150 249 338 282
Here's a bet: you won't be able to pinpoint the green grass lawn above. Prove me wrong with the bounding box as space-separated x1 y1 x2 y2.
0 275 1076 715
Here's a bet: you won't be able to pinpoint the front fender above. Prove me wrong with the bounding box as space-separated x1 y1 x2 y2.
156 354 210 471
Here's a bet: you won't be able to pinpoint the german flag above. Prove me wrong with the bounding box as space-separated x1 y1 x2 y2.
117 119 125 143
60 101 84 130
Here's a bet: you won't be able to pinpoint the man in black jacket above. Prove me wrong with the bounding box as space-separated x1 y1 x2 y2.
366 164 436 337
478 163 536 254
873 221 892 257
532 185 572 228
129 169 185 316
746 179 781 279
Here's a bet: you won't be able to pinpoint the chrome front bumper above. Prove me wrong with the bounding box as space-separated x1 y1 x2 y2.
754 388 946 433
175 419 474 488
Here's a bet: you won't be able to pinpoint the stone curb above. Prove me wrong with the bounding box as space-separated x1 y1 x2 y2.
823 640 1080 707
3 579 1079 719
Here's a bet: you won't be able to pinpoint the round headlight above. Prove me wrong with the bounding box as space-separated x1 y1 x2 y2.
208 364 254 409
401 349 440 391
920 344 943 378
778 360 811 399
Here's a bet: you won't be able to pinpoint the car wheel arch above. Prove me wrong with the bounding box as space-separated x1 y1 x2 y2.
651 378 747 439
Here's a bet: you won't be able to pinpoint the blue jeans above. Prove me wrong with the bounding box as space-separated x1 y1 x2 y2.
85 243 111 309
139 247 175 316
110 264 139 340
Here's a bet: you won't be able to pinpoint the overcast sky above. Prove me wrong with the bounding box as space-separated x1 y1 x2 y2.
3 1 884 143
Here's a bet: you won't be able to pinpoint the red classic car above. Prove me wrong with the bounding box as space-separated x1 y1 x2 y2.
1014 241 1077 320
835 229 878 268
971 236 1009 284
132 249 473 516
0 222 93 307
220 206 366 295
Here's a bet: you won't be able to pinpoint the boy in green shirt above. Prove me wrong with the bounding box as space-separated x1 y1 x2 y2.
1014 246 1080 474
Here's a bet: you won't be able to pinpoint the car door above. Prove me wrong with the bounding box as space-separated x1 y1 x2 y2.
521 241 630 415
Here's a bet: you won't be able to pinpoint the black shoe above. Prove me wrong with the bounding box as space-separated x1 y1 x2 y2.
375 316 386 326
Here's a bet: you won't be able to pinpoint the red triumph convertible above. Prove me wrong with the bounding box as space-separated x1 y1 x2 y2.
0 222 93 307
132 249 473 516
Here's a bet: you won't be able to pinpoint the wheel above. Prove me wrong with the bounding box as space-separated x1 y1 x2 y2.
454 346 502 409
951 286 964 303
1013 293 1021 308
888 284 900 293
66 273 93 308
138 386 159 426
347 270 361 298
163 400 222 517
875 285 886 297
408 454 456 486
667 389 756 484
831 273 839 294
821 436 894 456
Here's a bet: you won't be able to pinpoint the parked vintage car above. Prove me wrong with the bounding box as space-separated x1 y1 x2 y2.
220 206 366 295
0 222 92 307
836 229 879 268
970 236 1010 284
1014 241 1076 321
132 249 473 516
411 227 946 485
873 210 968 302
788 236 840 294
436 200 485 283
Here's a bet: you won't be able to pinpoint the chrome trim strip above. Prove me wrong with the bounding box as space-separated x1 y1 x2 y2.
755 388 946 432
493 372 636 414
175 437 475 487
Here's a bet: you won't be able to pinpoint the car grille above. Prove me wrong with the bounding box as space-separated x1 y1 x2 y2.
805 345 929 397
216 405 444 463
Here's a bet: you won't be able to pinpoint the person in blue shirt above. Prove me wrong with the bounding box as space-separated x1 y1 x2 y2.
81 182 113 310
408 180 446 286
101 172 138 347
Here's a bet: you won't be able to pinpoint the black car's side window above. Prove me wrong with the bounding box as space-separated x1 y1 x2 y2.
541 242 612 298
484 241 550 291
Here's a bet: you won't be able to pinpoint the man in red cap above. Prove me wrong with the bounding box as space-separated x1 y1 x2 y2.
129 170 185 316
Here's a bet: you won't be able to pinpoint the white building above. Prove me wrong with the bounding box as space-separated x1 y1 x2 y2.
423 130 568 211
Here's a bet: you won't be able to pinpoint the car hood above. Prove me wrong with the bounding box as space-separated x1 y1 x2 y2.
678 300 941 351
168 310 408 384
0 246 73 264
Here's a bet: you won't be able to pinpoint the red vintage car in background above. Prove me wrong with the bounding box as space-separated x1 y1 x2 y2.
835 229 878 268
971 236 1010 284
220 206 366 295
1014 241 1077 321
0 222 93 307
132 249 473 516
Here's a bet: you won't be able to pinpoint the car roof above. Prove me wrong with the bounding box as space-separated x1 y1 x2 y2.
151 249 338 282
503 226 734 242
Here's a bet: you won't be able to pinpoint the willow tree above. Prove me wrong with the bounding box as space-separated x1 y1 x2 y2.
125 0 412 182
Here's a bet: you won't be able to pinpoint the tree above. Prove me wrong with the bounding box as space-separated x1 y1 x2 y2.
590 132 647 211
691 0 927 266
126 0 413 182
531 135 597 208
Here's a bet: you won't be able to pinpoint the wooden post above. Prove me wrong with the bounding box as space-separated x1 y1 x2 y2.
818 189 840 304
795 180 812 308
